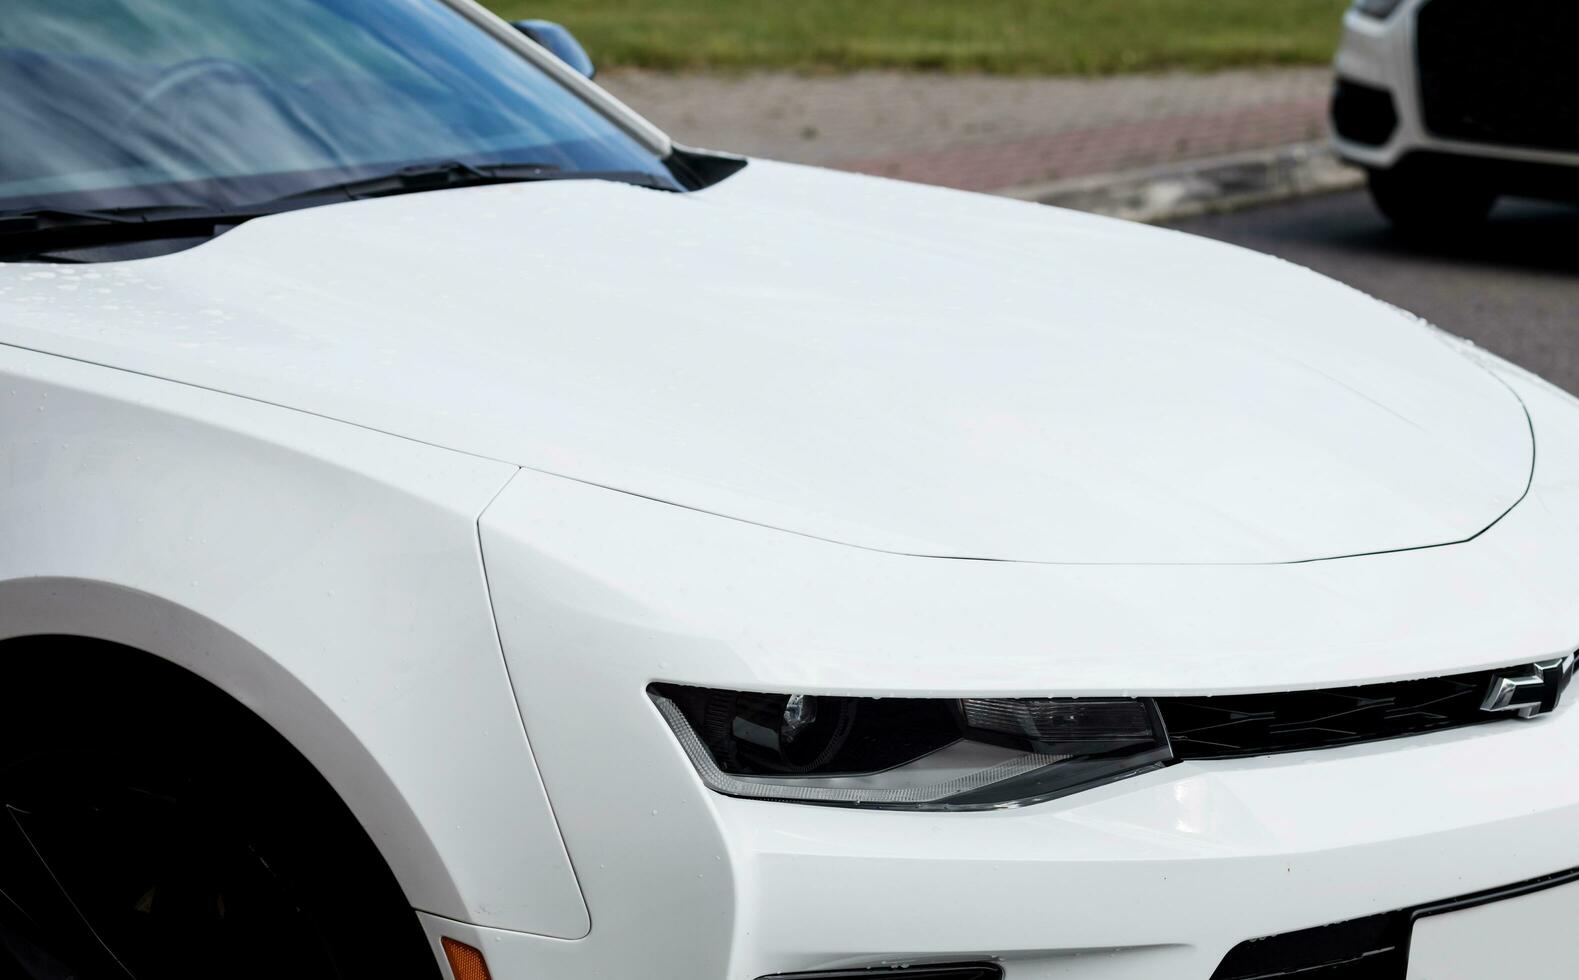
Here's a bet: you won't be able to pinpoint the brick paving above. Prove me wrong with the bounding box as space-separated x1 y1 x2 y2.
599 67 1334 193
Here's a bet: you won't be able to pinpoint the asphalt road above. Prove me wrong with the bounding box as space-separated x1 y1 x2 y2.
1169 190 1579 394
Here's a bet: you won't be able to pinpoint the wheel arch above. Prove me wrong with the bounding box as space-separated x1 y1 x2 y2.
0 576 457 916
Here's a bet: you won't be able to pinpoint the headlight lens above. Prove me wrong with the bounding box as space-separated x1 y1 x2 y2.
1353 0 1406 18
650 685 1171 810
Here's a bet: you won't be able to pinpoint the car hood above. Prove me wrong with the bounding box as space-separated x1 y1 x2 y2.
0 160 1532 564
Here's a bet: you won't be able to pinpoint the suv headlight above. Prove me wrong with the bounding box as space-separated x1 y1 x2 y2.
650 685 1171 810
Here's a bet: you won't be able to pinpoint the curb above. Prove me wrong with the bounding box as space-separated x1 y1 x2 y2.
998 141 1364 223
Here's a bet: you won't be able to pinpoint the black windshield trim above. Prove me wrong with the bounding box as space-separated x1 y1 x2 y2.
664 144 750 191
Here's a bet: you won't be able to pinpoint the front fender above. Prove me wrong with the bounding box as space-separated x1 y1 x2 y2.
0 343 589 939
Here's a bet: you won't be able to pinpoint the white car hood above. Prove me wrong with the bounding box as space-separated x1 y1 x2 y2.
0 160 1531 564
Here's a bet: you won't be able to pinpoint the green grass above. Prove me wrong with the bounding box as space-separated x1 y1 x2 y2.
483 0 1350 75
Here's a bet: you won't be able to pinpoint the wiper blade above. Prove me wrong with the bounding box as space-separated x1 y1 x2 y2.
0 204 267 235
0 161 672 260
271 159 554 203
2 161 663 231
0 204 273 261
0 207 143 232
269 159 669 204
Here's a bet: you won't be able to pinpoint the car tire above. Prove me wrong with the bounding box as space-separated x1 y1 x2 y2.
0 641 440 980
1367 161 1497 236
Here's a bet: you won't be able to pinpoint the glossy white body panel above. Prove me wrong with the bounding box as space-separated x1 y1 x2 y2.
0 345 591 938
0 163 1531 565
1333 4 1579 171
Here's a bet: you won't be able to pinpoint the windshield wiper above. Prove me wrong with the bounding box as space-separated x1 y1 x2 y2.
0 162 672 261
268 159 671 204
0 203 277 260
0 204 268 234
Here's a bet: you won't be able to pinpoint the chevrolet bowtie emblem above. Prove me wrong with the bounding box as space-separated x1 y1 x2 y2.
1481 654 1576 719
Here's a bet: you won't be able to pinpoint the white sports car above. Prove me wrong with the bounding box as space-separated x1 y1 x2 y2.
1333 0 1578 231
4 2 1578 980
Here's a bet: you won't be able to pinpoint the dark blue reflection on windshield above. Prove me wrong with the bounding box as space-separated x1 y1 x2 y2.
0 0 673 210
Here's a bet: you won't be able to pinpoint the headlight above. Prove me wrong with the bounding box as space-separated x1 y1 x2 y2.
650 685 1171 810
1353 0 1406 18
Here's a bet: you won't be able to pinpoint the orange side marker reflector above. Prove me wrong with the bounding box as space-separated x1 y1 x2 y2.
442 937 494 980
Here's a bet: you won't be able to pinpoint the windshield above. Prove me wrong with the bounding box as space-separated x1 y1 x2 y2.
0 0 678 214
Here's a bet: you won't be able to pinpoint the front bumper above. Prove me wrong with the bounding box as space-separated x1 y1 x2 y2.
1332 4 1579 173
715 704 1579 978
424 696 1579 979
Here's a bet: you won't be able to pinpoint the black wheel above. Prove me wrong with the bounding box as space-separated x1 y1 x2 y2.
1367 159 1497 236
0 641 439 980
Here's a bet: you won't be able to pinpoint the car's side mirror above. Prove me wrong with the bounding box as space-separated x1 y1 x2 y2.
511 20 595 79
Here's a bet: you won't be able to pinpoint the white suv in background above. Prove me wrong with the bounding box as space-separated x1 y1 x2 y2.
1332 0 1578 232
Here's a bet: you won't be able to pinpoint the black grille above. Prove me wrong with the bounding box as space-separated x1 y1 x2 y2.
759 966 1001 980
1417 0 1579 151
1157 670 1496 760
1213 912 1402 980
